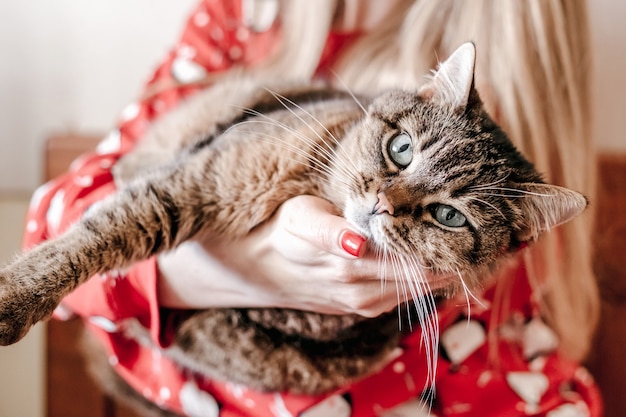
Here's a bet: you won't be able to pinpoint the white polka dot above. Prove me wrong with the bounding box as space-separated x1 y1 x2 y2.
574 367 594 386
300 395 351 417
46 189 66 233
236 26 250 42
177 44 197 59
180 381 220 417
244 398 255 408
210 27 223 41
522 317 559 359
380 398 434 417
74 175 93 188
441 320 486 364
88 316 119 333
159 387 171 401
506 372 549 407
393 361 406 373
96 130 121 154
108 355 119 366
209 50 225 67
26 219 38 233
30 182 51 210
242 0 279 32
171 57 208 84
53 304 75 321
100 159 114 169
143 387 153 399
476 370 493 387
120 102 140 121
229 45 243 61
225 383 247 399
546 403 589 417
193 11 210 27
69 154 89 172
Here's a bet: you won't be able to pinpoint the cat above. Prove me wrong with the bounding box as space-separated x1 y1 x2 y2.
0 43 587 413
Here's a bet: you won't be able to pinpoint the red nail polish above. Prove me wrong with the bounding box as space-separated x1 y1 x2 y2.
341 230 365 257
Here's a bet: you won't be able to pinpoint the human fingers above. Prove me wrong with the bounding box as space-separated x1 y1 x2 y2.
274 195 367 259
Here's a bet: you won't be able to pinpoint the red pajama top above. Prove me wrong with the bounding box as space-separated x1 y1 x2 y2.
23 1 602 416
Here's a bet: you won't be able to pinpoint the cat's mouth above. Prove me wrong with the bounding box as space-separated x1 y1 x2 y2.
343 194 384 239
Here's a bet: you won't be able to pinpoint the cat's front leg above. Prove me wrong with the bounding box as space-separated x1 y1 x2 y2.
0 235 82 345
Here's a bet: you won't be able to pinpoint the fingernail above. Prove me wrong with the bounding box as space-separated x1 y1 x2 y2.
340 230 366 257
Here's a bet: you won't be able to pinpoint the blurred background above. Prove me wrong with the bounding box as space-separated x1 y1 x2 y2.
0 1 624 416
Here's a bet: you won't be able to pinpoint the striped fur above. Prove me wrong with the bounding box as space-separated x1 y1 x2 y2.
0 44 586 408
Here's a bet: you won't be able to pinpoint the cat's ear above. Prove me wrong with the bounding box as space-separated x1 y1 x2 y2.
419 42 476 110
515 183 588 242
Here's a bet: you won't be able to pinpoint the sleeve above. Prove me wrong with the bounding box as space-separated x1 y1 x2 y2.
22 0 280 346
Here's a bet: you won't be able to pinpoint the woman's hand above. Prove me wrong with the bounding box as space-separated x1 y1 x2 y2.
157 195 411 317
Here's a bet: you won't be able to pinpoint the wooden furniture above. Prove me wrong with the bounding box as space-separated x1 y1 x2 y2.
586 154 626 416
44 133 626 416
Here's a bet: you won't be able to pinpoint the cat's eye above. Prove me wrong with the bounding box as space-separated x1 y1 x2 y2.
432 204 467 228
387 133 413 168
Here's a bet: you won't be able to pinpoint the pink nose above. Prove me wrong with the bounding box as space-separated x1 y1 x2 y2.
374 192 395 215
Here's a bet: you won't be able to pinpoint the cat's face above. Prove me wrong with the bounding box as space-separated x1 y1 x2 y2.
342 91 532 280
331 43 586 288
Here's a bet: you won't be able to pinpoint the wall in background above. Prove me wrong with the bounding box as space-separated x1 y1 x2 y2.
0 198 44 417
0 0 197 193
589 1 626 153
0 1 625 195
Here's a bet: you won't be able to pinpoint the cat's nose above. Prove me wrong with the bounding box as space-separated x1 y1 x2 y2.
373 192 395 216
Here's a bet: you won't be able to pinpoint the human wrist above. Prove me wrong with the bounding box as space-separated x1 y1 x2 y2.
155 241 273 309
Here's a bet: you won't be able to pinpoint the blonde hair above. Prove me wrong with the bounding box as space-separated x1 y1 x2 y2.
247 0 598 361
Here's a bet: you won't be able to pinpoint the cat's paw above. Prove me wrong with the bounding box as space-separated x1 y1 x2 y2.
0 271 57 345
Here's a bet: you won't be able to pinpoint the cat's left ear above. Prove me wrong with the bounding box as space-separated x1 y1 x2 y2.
419 42 476 110
515 183 588 242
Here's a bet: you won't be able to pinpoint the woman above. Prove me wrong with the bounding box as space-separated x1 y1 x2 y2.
24 0 601 415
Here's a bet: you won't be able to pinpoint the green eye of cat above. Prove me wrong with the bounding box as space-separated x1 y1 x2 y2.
387 133 413 168
432 204 467 228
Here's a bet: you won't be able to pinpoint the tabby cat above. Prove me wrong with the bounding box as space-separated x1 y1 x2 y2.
0 43 586 412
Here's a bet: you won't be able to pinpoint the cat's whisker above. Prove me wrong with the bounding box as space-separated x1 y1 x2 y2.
456 269 473 324
397 254 415 331
233 114 336 165
232 127 353 194
233 108 334 160
269 153 350 197
257 94 346 158
386 250 406 331
471 186 554 197
468 174 511 190
228 122 339 177
466 196 507 220
376 245 390 295
455 268 486 321
397 254 439 390
472 192 532 198
264 89 364 178
234 113 361 186
329 70 368 115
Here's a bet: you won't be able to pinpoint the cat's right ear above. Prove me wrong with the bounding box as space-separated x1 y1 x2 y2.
419 42 477 110
515 183 588 243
